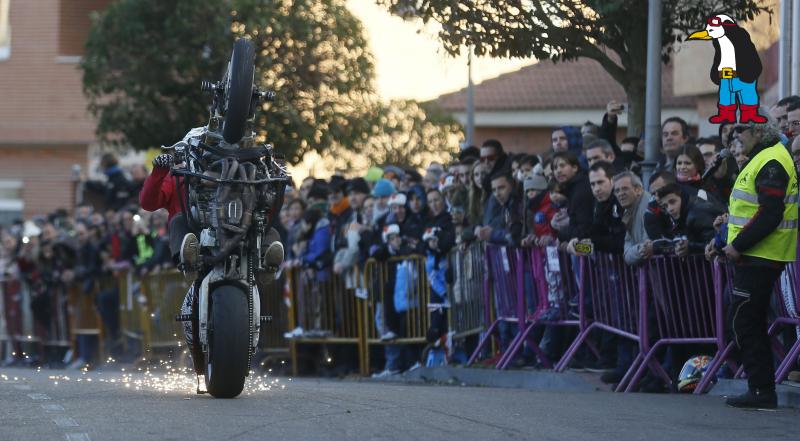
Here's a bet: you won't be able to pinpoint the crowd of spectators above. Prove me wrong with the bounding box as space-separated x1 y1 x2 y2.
278 97 800 382
0 153 173 369
3 96 800 386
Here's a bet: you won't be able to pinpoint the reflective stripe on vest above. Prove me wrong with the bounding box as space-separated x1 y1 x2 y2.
727 142 799 262
728 215 799 230
730 188 800 205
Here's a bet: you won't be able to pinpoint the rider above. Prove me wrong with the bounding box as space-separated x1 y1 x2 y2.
139 147 285 283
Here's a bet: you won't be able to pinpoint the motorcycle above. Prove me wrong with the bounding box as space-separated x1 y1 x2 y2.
171 38 289 398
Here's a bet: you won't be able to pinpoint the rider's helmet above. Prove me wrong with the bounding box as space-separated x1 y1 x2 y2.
677 355 712 393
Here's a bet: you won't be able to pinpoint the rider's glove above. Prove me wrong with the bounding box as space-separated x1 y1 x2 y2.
152 154 174 169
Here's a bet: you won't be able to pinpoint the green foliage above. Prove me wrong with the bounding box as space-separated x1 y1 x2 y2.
380 0 771 135
82 0 374 162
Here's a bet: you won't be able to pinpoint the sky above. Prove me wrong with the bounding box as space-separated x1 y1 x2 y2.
345 0 535 101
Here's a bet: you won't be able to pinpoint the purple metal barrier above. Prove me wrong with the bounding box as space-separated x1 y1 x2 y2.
498 248 591 370
554 253 642 392
495 247 548 369
696 260 800 393
467 245 525 367
625 255 721 392
775 261 800 383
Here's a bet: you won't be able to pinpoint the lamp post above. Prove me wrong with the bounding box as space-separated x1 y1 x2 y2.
642 0 662 190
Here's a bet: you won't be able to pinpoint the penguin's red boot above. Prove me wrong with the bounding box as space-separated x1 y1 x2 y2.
739 104 767 123
709 104 737 124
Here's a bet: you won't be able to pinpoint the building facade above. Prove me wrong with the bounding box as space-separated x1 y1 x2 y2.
0 0 111 222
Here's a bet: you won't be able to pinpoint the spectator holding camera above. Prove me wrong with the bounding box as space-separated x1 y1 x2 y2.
653 183 723 256
474 172 523 247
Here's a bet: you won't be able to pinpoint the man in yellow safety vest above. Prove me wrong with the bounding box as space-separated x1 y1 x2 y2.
719 117 798 409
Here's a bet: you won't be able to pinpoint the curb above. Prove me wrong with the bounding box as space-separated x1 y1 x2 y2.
366 366 800 408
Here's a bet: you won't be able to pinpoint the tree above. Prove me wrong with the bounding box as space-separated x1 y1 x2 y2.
378 0 771 136
82 0 376 162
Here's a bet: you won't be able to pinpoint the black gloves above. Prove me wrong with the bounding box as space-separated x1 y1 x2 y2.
152 154 174 169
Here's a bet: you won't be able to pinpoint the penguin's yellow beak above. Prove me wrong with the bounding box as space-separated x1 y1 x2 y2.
688 30 712 40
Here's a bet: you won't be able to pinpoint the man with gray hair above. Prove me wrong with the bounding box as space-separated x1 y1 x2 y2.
585 139 623 172
712 115 798 409
613 172 652 266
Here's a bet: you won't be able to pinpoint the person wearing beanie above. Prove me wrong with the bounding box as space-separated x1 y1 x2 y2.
370 222 416 375
371 178 396 227
386 192 425 252
307 180 330 210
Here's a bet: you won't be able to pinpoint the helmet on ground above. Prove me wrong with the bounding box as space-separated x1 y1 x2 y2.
678 355 712 393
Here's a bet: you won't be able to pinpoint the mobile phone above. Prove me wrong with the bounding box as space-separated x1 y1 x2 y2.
574 240 594 256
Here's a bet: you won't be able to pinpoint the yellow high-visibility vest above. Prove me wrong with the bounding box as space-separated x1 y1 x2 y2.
727 142 799 262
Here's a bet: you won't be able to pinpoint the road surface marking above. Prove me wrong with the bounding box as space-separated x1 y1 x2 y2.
66 434 91 441
27 393 51 400
41 404 65 412
14 384 32 390
53 417 79 427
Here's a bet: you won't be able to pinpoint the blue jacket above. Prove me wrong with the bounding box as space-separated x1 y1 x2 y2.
302 218 332 279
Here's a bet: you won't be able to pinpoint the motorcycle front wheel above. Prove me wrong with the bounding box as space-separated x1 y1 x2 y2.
204 284 250 398
222 38 255 144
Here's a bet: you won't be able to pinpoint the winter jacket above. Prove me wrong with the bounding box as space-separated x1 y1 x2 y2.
623 192 652 265
302 217 332 280
484 195 524 247
557 171 595 242
139 166 186 221
524 192 558 239
587 197 625 254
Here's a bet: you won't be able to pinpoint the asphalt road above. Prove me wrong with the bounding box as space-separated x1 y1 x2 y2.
0 365 797 441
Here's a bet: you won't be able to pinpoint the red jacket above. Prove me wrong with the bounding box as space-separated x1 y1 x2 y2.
139 166 185 221
526 192 558 239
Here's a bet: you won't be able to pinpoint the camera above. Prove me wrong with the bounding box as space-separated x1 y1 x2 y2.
652 236 687 256
573 240 594 256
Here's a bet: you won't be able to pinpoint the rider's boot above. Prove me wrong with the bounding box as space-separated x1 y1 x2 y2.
258 228 284 284
180 233 200 283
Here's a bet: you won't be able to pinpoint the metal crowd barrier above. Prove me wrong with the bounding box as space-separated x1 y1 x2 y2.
696 260 800 392
362 255 430 374
447 243 485 341
623 255 720 392
284 248 486 376
285 266 366 375
555 252 641 392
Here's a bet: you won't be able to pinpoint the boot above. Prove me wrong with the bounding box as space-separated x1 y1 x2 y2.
739 104 767 123
180 233 200 283
725 388 777 409
709 104 737 124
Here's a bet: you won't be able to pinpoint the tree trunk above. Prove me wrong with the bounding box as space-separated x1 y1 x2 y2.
625 79 646 138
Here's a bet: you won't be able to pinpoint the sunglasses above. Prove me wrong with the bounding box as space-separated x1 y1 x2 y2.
480 154 497 163
733 126 751 134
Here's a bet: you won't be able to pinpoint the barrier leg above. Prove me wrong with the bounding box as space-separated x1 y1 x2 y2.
615 351 644 393
357 297 368 376
694 342 735 394
554 325 596 372
624 345 659 393
775 340 800 384
498 322 551 370
496 323 526 369
467 320 500 366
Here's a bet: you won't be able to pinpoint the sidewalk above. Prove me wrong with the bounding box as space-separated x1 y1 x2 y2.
365 366 800 408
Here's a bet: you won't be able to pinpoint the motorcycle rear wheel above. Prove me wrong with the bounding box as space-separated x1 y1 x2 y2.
222 39 255 144
204 284 250 398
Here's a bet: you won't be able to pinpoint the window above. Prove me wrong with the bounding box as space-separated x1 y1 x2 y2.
58 0 112 58
0 0 10 61
0 180 23 225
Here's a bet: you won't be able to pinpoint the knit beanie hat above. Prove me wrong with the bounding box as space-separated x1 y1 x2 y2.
372 179 396 198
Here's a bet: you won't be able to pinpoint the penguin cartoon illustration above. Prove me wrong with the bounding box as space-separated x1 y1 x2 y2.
688 14 766 124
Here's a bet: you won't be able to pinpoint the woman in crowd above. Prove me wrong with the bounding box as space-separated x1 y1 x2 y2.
467 161 489 227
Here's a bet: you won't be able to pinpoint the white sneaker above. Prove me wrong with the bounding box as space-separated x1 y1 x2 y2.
407 362 421 372
371 369 400 379
283 326 304 339
180 233 200 283
380 331 397 341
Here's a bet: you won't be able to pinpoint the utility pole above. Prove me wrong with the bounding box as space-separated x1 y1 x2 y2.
465 48 475 149
642 0 662 190
780 0 792 98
